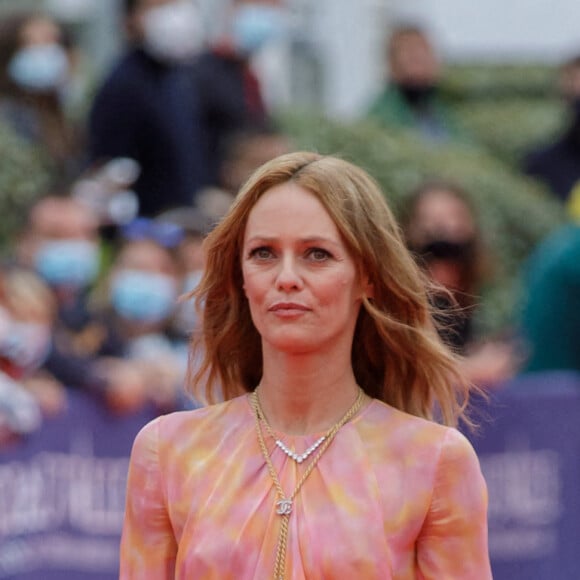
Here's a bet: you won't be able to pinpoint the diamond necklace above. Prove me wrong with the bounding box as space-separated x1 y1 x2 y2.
260 416 327 464
252 387 365 580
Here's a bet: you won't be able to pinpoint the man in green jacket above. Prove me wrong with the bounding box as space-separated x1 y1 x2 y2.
367 24 464 142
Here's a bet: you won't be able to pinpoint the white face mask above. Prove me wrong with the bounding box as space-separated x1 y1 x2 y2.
8 43 69 92
142 0 204 64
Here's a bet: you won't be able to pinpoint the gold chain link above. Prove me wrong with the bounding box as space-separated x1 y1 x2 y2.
252 388 365 580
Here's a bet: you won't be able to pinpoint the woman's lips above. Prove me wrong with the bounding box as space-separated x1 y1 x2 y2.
269 302 310 317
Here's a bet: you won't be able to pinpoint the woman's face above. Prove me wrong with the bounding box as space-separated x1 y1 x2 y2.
20 16 62 48
242 182 367 355
407 189 476 247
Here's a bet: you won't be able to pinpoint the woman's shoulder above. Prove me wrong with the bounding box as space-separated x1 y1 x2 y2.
136 394 253 446
360 399 475 456
353 400 483 499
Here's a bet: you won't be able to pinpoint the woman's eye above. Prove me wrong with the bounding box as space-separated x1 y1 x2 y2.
249 247 273 260
307 248 331 262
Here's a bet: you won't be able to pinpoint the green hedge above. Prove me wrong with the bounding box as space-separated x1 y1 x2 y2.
0 126 50 253
440 64 566 165
279 111 567 336
442 63 559 99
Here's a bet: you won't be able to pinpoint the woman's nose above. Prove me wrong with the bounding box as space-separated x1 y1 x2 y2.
275 255 303 291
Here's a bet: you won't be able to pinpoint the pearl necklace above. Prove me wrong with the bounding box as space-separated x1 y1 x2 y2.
252 387 365 580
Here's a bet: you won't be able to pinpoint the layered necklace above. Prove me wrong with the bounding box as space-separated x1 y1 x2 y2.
251 387 365 580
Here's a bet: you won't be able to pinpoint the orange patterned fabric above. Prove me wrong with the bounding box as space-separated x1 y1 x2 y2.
120 395 492 579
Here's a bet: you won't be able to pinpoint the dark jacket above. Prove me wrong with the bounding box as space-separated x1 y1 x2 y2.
523 129 580 203
89 49 208 217
193 48 269 185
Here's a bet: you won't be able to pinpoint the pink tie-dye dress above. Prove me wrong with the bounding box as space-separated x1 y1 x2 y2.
120 395 492 579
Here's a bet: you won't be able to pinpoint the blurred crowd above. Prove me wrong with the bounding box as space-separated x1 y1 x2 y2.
0 0 579 446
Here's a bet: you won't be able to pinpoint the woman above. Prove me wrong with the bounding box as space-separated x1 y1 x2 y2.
402 179 517 385
120 152 491 578
0 11 79 181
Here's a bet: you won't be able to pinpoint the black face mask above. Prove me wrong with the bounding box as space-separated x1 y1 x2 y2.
414 238 476 262
395 83 437 109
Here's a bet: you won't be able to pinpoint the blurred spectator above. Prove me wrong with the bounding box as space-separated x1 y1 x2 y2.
0 266 66 418
16 195 101 336
88 0 207 217
155 206 214 338
523 55 580 216
14 195 149 414
366 24 465 142
96 225 189 410
218 125 292 195
0 266 52 446
0 10 82 182
193 0 287 184
402 180 518 386
520 223 580 373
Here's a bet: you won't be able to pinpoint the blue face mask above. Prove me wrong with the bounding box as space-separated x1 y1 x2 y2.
35 239 99 288
8 43 69 93
232 4 287 55
111 270 177 324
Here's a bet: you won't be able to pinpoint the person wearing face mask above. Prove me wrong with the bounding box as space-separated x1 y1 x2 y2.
16 196 102 333
88 0 208 218
12 197 162 415
0 11 80 182
402 180 520 387
0 266 67 423
524 55 580 215
193 0 287 185
367 24 467 143
96 228 191 411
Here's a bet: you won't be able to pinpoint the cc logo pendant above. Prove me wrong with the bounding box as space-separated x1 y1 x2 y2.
276 498 293 515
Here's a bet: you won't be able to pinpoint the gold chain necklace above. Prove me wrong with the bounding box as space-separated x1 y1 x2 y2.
251 388 365 580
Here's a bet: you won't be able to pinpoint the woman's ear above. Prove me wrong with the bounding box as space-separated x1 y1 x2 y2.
361 274 374 300
365 283 374 300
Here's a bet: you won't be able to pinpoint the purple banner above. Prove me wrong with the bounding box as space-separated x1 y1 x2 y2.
467 371 580 580
3 373 580 579
0 391 157 579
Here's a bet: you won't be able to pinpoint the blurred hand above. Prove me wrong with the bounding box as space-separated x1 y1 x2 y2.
462 340 522 387
96 358 149 415
24 372 68 417
134 356 183 410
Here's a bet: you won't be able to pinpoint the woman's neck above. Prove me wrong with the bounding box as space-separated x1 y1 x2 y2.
257 349 362 436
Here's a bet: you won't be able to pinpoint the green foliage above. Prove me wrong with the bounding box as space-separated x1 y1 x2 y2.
441 64 566 165
442 63 559 99
453 98 565 165
278 111 567 335
0 125 50 253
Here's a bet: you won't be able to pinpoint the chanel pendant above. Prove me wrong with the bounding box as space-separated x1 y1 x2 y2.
276 498 293 515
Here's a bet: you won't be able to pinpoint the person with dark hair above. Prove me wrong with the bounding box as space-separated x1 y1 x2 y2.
402 179 518 386
402 180 487 350
193 0 287 184
523 55 580 215
367 24 465 142
88 0 207 217
0 11 80 181
120 152 491 578
14 195 150 415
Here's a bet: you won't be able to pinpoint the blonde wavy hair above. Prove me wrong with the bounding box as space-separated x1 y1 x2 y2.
190 152 473 426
